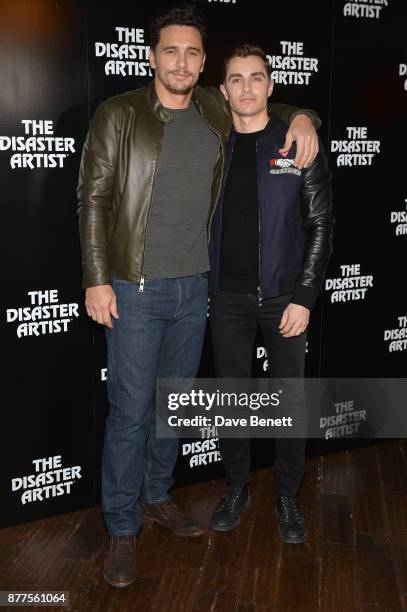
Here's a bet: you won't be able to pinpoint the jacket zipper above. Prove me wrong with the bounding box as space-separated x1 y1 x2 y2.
139 129 165 292
213 140 234 293
207 147 224 243
196 107 225 243
256 140 263 308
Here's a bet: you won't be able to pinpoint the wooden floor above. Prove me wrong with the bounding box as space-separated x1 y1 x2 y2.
1 440 407 612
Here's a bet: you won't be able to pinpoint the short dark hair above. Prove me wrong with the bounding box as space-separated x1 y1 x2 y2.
223 44 272 81
150 2 208 50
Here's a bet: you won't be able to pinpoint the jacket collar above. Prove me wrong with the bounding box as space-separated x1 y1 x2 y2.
147 81 172 123
193 86 233 137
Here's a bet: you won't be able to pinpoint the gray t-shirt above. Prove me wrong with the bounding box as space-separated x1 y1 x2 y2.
142 103 219 279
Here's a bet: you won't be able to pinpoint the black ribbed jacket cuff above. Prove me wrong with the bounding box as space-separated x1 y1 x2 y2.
290 283 321 310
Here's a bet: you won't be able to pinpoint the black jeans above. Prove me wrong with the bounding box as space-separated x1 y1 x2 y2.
209 290 307 498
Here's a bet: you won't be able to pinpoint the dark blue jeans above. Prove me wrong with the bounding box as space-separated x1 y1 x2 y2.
102 274 208 536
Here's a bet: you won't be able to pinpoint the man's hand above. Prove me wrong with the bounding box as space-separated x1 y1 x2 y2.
85 284 119 329
279 114 319 169
279 303 310 337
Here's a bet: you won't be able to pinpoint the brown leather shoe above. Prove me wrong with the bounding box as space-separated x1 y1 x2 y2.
103 535 137 588
141 500 205 537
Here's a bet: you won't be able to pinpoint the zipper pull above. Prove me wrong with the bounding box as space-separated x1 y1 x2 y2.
257 286 263 308
139 275 145 293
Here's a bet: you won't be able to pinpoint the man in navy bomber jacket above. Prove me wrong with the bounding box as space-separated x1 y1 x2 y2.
208 44 334 544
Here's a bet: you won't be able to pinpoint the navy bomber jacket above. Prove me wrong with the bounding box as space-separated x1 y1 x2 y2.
208 113 334 310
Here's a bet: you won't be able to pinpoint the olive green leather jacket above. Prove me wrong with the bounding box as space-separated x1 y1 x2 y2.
77 81 316 288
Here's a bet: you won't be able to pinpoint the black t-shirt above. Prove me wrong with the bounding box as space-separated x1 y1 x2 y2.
219 127 266 294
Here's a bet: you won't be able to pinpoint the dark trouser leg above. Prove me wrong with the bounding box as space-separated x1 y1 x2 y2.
142 274 208 503
258 299 307 498
209 291 257 487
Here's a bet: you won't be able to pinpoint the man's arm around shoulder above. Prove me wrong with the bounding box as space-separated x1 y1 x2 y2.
270 102 321 169
205 87 321 167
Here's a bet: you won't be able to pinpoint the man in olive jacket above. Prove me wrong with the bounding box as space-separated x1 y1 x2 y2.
77 3 319 588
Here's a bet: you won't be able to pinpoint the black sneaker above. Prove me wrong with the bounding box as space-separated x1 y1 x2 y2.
274 495 307 543
210 484 250 532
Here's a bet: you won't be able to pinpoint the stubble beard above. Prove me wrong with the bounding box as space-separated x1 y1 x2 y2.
157 68 197 96
165 83 194 95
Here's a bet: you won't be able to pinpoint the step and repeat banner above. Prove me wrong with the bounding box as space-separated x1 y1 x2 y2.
1 0 406 527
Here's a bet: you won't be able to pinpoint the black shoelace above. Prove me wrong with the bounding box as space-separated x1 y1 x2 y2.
280 496 303 524
219 486 245 512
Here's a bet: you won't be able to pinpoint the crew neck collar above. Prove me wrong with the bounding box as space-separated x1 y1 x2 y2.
164 104 193 113
233 116 272 138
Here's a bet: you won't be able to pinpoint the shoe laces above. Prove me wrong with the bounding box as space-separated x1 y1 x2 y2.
280 496 303 524
219 486 246 512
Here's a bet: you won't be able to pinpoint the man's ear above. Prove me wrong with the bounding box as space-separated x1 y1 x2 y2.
149 48 156 70
267 78 274 98
220 83 228 101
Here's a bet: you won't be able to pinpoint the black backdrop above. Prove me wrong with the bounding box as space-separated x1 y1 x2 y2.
1 0 406 528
